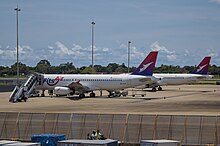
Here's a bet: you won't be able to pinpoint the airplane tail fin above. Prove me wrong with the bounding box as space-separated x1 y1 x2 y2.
131 51 158 76
192 56 211 75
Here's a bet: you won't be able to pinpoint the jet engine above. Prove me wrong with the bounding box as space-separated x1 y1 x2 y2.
54 86 70 96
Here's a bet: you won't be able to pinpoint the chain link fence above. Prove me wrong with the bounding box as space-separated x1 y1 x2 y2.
0 112 219 145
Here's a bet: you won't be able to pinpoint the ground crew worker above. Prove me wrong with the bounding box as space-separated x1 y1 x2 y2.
91 130 96 140
87 133 91 140
96 130 105 140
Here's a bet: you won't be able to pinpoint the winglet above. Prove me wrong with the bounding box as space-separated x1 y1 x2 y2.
192 56 211 75
131 51 158 76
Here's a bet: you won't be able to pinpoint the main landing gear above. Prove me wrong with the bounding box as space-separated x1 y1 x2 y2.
90 92 95 97
158 86 162 91
152 87 157 92
41 89 45 97
78 92 96 98
79 93 85 98
152 86 163 92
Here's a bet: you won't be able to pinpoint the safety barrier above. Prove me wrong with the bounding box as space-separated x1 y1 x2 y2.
0 112 219 145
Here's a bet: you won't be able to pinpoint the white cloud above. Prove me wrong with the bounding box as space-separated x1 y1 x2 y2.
55 41 74 56
19 45 32 55
150 41 174 54
48 46 54 49
184 49 190 56
102 48 110 52
0 45 34 64
150 41 177 62
167 54 177 61
118 43 145 61
206 48 219 57
131 46 145 58
119 43 127 49
0 46 15 60
209 0 220 4
42 42 115 66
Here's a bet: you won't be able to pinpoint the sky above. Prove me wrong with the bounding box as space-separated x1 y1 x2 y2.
0 0 220 68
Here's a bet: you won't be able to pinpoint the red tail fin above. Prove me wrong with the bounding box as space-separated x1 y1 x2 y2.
131 51 158 76
192 56 211 75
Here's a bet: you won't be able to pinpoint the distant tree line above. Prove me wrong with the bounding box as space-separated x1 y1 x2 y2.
0 59 219 77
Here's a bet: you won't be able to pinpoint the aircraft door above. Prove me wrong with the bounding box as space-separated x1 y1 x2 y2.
38 74 44 86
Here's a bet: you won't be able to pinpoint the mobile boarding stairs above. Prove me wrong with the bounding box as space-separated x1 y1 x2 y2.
9 73 44 103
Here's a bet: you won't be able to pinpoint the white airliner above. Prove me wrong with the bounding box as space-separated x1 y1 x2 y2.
145 56 213 91
35 51 158 98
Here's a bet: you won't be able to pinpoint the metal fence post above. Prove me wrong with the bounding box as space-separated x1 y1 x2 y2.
24 113 33 140
53 113 59 134
0 112 8 138
107 114 114 138
122 114 129 143
153 115 158 139
80 114 86 139
198 116 203 144
13 112 20 139
67 113 73 138
168 115 173 139
137 115 143 142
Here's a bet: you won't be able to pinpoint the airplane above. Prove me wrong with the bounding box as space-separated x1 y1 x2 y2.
145 56 213 91
35 51 158 98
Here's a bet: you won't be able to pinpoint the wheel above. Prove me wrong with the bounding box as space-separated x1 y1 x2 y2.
158 86 162 91
79 93 85 98
90 92 95 97
24 98 27 102
152 87 157 92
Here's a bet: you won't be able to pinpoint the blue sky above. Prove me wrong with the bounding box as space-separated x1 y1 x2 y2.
0 0 220 67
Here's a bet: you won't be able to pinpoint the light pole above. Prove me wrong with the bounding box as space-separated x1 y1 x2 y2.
91 21 95 73
14 6 21 86
128 41 131 73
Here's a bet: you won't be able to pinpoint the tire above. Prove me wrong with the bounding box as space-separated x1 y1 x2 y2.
79 94 85 98
158 86 162 91
152 87 157 92
90 92 95 97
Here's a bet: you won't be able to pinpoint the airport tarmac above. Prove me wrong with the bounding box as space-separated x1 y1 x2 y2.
0 84 220 115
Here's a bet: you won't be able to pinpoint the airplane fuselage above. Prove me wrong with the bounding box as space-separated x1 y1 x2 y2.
153 73 212 86
36 74 155 92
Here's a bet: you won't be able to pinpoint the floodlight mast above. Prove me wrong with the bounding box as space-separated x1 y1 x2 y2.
14 6 21 86
128 41 131 73
91 21 95 73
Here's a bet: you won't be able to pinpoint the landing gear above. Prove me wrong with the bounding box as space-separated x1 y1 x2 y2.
23 97 28 102
41 89 45 97
108 91 113 97
100 90 103 96
158 86 162 91
152 87 157 92
90 92 96 97
108 91 121 97
79 93 85 98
